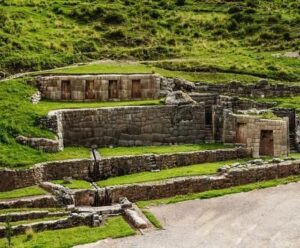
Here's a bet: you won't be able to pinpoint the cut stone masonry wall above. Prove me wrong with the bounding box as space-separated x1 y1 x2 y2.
105 159 300 203
52 104 207 147
0 148 249 192
196 80 300 97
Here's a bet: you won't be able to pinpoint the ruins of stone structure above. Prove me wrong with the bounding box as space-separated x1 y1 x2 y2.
26 75 293 158
37 74 161 101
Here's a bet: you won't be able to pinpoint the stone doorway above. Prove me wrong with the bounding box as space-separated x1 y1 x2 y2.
85 80 96 99
259 130 274 156
236 123 247 144
61 80 71 100
109 80 118 99
132 80 141 98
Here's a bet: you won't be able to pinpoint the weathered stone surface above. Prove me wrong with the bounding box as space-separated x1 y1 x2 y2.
40 182 74 206
165 91 196 105
30 90 41 104
0 195 59 209
16 135 61 153
0 213 95 238
173 78 195 92
124 209 148 229
195 80 300 97
53 104 206 147
37 74 161 101
0 210 66 222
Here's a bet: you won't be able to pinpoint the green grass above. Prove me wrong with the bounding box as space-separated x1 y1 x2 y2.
0 216 135 248
136 175 300 209
258 96 300 112
0 216 68 227
97 158 249 187
142 210 163 229
0 145 91 169
0 208 65 215
36 99 161 116
99 143 233 157
1 0 300 84
51 63 154 74
0 186 47 201
52 180 92 190
51 62 264 84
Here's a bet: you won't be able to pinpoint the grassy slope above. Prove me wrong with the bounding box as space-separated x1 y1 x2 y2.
0 186 46 200
99 143 233 157
0 216 135 248
97 159 249 187
0 0 299 83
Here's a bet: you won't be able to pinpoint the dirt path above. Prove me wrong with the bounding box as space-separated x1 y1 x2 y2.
75 182 300 248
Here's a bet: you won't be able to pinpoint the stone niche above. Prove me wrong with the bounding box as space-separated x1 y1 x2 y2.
37 74 161 101
223 112 289 158
49 104 206 147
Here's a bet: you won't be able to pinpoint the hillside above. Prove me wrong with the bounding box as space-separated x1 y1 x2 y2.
0 0 299 82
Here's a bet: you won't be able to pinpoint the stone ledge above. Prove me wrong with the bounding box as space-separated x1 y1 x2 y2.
16 135 61 153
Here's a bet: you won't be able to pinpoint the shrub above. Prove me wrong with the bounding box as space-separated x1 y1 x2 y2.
149 10 161 19
228 6 242 14
104 29 126 40
175 0 185 6
244 8 256 14
244 24 261 35
268 16 280 24
104 12 126 25
246 0 259 8
283 32 292 41
259 31 276 40
227 20 239 31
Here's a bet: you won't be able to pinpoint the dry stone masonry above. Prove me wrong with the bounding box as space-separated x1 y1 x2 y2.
0 148 249 192
37 74 161 101
52 104 206 147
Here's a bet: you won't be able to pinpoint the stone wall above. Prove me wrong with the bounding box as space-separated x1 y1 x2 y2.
223 113 289 158
0 160 93 192
57 104 206 147
196 80 300 97
37 74 161 101
0 213 95 238
106 159 300 203
16 135 61 153
100 147 250 178
0 148 249 192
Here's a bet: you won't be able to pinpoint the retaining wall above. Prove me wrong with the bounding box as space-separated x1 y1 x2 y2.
196 81 300 97
51 104 206 147
0 148 249 192
106 159 300 203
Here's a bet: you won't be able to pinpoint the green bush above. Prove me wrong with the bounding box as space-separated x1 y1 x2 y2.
104 12 126 25
175 0 185 6
104 29 126 40
228 6 242 14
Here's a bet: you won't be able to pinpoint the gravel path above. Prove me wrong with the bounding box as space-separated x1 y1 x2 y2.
75 183 300 248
